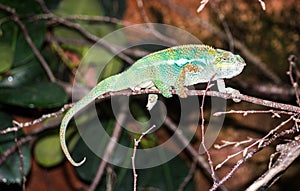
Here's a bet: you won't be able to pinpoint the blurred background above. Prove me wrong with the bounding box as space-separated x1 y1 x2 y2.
0 0 299 190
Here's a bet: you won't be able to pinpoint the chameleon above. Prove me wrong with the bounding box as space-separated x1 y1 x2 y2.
60 44 246 166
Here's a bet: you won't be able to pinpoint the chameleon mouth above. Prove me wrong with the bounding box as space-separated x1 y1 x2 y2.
236 55 246 66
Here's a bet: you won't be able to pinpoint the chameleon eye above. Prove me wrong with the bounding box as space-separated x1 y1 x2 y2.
223 52 229 58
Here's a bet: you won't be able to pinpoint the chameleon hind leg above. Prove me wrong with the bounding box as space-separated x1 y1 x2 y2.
132 81 160 110
145 80 173 110
146 93 158 110
153 80 173 98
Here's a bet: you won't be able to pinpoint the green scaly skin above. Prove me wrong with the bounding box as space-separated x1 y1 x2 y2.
60 44 246 166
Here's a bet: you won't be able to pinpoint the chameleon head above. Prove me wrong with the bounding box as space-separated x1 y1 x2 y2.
213 49 246 79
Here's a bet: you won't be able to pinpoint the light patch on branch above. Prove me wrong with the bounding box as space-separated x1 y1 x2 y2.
197 0 210 12
258 0 266 11
197 0 266 12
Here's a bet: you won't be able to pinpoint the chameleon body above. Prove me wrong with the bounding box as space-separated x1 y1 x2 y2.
60 44 246 166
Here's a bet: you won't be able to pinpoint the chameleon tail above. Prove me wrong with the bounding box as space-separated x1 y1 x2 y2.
60 74 124 166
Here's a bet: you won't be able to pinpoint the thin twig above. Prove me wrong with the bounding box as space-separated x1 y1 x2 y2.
214 137 255 150
46 34 149 59
160 0 281 83
209 1 234 51
215 116 294 170
288 55 300 106
199 80 217 181
0 104 73 135
210 120 299 191
0 4 56 82
54 18 134 64
0 136 33 166
34 0 135 64
177 159 197 191
14 132 26 191
99 88 300 113
246 140 300 191
135 0 178 46
214 109 295 118
197 0 210 12
132 125 156 191
37 0 132 27
164 117 228 191
106 166 116 191
88 106 126 191
5 87 300 136
63 14 132 26
258 0 266 11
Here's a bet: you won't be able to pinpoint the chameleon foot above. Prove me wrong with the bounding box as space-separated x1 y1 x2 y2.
225 87 241 102
147 94 158 110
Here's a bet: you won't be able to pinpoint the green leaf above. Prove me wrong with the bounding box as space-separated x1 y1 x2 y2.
0 82 67 108
34 134 63 167
0 0 46 67
34 126 79 167
55 0 103 16
74 119 116 181
53 27 88 54
53 0 124 55
0 111 31 185
137 155 195 191
0 0 42 15
0 60 44 88
0 43 13 73
13 20 46 66
99 0 127 18
72 117 194 190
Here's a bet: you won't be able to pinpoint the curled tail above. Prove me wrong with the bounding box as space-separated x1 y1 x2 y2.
60 73 126 166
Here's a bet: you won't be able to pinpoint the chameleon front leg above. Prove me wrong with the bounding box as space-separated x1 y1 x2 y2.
173 63 200 98
147 63 208 110
216 79 241 102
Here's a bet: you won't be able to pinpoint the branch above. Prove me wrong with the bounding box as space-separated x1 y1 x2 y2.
0 103 73 135
0 4 56 82
4 84 299 190
214 116 294 170
135 0 178 45
197 0 210 12
164 117 229 191
246 140 300 191
94 88 300 113
5 86 300 136
288 55 300 106
0 136 33 166
177 160 197 191
131 125 157 191
258 0 266 11
34 0 135 64
210 121 299 191
214 109 296 118
88 105 126 191
14 132 26 191
199 79 217 182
